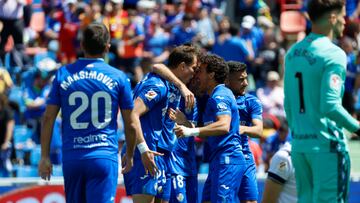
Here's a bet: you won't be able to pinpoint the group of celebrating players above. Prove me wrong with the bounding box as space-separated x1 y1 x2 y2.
38 22 263 203
38 0 360 202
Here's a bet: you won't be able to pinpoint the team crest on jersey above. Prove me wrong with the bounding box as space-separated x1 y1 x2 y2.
157 186 163 194
145 89 158 101
176 193 184 202
169 92 177 103
217 102 228 112
278 161 287 171
329 74 341 91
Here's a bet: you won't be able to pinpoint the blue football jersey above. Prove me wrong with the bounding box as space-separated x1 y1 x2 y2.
132 73 169 152
47 58 134 162
236 94 263 154
170 97 198 176
202 84 243 164
158 84 182 151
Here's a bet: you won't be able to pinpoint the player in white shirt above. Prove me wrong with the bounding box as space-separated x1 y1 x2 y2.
261 142 297 203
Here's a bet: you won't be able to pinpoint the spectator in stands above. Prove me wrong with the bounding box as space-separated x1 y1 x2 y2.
257 71 285 117
170 13 199 47
262 116 290 171
142 13 170 73
103 0 128 66
253 29 285 88
164 2 185 31
0 68 13 95
44 8 61 46
0 0 26 64
240 15 264 57
57 0 81 64
0 94 14 177
196 7 216 50
261 141 297 203
340 36 360 118
23 70 51 144
212 24 254 63
117 9 145 86
235 0 260 24
346 0 360 20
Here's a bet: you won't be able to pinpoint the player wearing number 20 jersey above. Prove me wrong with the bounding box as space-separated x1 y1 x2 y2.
47 58 133 161
46 58 134 202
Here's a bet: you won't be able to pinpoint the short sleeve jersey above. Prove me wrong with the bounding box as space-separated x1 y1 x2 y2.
47 58 133 162
202 84 243 164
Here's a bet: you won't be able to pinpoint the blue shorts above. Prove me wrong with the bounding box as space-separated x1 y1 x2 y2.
123 154 170 201
155 153 171 201
238 154 258 201
202 163 245 203
63 158 118 203
170 174 198 203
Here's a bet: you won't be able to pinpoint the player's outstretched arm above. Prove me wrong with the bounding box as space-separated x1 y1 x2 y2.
168 108 194 128
240 118 263 138
174 114 231 138
39 105 60 181
152 63 195 109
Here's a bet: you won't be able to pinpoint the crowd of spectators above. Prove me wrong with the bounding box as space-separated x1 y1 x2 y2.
0 0 359 177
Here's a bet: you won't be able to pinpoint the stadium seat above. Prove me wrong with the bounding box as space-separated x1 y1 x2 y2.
279 0 302 12
16 166 38 177
280 10 306 35
13 125 32 144
30 145 41 166
8 86 26 113
52 165 63 177
13 125 34 161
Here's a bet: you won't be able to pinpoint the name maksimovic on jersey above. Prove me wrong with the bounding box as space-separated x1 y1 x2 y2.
60 70 117 90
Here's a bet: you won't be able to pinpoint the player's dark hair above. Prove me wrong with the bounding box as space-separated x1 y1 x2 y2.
227 61 247 74
307 0 345 22
168 45 198 69
81 23 110 56
200 54 228 84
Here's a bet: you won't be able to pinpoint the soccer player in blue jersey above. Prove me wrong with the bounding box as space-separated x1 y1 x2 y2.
174 54 245 203
123 45 198 203
149 61 200 203
227 61 263 203
168 98 198 203
38 23 157 203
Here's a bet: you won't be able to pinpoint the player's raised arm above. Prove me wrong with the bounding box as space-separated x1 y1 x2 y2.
152 63 195 109
168 108 195 128
240 118 263 138
174 114 231 138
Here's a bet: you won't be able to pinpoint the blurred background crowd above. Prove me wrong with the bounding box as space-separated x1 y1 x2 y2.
0 0 360 178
